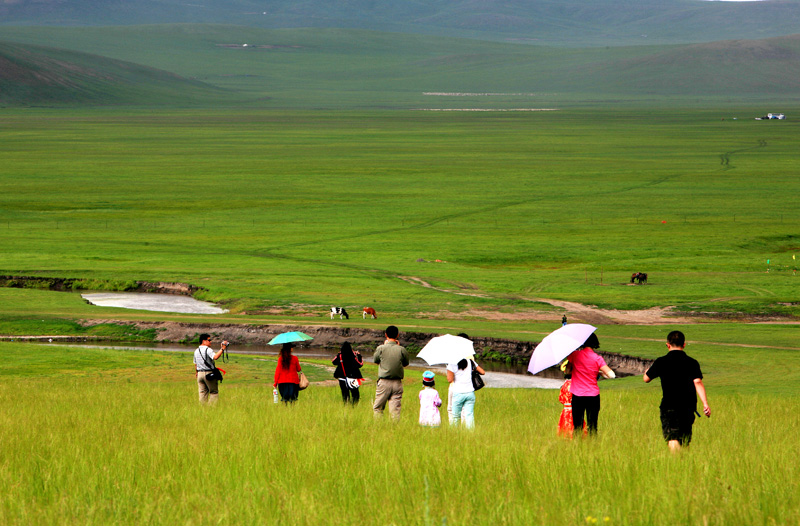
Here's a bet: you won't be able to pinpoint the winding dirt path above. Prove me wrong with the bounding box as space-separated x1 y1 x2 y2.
520 298 695 326
400 275 752 325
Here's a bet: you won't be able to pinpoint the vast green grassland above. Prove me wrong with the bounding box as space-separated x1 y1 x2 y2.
2 22 799 526
1 107 798 318
2 27 800 524
2 343 798 525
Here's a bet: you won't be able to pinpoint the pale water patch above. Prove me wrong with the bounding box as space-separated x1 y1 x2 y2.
81 292 227 314
481 372 562 389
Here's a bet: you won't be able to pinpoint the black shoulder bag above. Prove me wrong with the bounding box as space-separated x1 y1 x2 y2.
198 346 224 382
470 360 485 391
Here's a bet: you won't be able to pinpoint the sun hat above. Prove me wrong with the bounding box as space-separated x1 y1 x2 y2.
422 370 435 380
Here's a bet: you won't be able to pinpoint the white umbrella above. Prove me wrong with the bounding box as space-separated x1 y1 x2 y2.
417 334 475 366
527 324 596 375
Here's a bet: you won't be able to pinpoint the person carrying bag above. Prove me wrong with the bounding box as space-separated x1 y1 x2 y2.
332 341 363 404
273 342 303 404
446 357 486 430
194 334 228 404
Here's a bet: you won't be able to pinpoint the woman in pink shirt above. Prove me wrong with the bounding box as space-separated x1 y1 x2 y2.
566 333 615 435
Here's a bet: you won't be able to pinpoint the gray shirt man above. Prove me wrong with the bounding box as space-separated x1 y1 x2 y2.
372 328 409 420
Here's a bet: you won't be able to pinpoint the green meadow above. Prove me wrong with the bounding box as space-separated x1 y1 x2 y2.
2 23 800 525
1 107 798 318
1 106 799 524
2 342 798 525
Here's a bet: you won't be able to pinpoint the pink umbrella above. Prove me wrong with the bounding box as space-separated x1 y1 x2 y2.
527 324 596 375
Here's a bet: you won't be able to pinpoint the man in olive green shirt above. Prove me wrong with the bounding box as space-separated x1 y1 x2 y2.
372 325 410 420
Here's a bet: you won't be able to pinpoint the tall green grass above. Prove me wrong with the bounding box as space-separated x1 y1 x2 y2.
1 343 797 525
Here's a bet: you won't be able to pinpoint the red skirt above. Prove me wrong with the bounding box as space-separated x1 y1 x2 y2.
558 380 586 438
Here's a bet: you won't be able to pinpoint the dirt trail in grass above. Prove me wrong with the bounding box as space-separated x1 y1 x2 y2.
402 275 700 325
523 298 695 326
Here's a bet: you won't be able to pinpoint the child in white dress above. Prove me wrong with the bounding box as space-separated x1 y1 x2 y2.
419 370 443 427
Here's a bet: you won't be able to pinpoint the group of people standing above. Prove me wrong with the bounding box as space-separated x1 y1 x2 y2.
193 325 488 429
370 326 487 429
194 326 711 449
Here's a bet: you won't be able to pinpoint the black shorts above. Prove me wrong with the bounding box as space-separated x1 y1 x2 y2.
660 408 695 445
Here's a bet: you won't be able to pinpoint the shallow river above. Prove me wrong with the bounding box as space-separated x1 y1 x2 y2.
74 292 561 388
37 341 563 389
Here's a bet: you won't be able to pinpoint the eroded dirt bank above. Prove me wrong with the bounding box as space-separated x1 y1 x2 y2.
0 275 200 295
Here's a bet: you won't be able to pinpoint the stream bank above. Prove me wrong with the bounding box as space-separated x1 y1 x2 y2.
69 320 653 376
0 275 200 295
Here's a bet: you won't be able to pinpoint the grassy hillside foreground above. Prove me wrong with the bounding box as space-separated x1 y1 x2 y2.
2 343 798 525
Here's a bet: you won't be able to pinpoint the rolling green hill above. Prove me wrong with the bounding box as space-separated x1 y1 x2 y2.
566 34 800 97
0 40 224 107
2 26 799 107
2 0 800 47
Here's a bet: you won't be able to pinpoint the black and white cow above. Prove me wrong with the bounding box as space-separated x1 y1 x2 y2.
330 307 349 319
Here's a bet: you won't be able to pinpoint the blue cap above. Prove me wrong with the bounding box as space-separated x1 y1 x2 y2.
422 370 435 380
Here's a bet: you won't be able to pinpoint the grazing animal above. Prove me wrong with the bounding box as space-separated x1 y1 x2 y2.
631 272 648 284
330 307 349 320
363 307 377 319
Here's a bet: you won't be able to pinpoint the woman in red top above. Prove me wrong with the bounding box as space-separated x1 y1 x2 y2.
273 342 302 403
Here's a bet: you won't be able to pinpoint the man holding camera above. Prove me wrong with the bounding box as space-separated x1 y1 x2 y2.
194 333 228 404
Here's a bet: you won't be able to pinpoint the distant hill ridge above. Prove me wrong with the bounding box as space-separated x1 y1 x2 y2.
589 33 800 95
2 27 799 107
0 40 222 106
3 0 800 46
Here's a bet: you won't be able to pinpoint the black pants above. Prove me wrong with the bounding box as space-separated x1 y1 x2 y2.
278 383 299 403
572 395 600 435
338 379 360 404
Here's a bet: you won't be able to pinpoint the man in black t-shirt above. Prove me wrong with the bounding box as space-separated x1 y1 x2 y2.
644 331 711 452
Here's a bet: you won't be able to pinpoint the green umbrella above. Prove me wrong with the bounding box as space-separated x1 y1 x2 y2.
268 331 313 345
